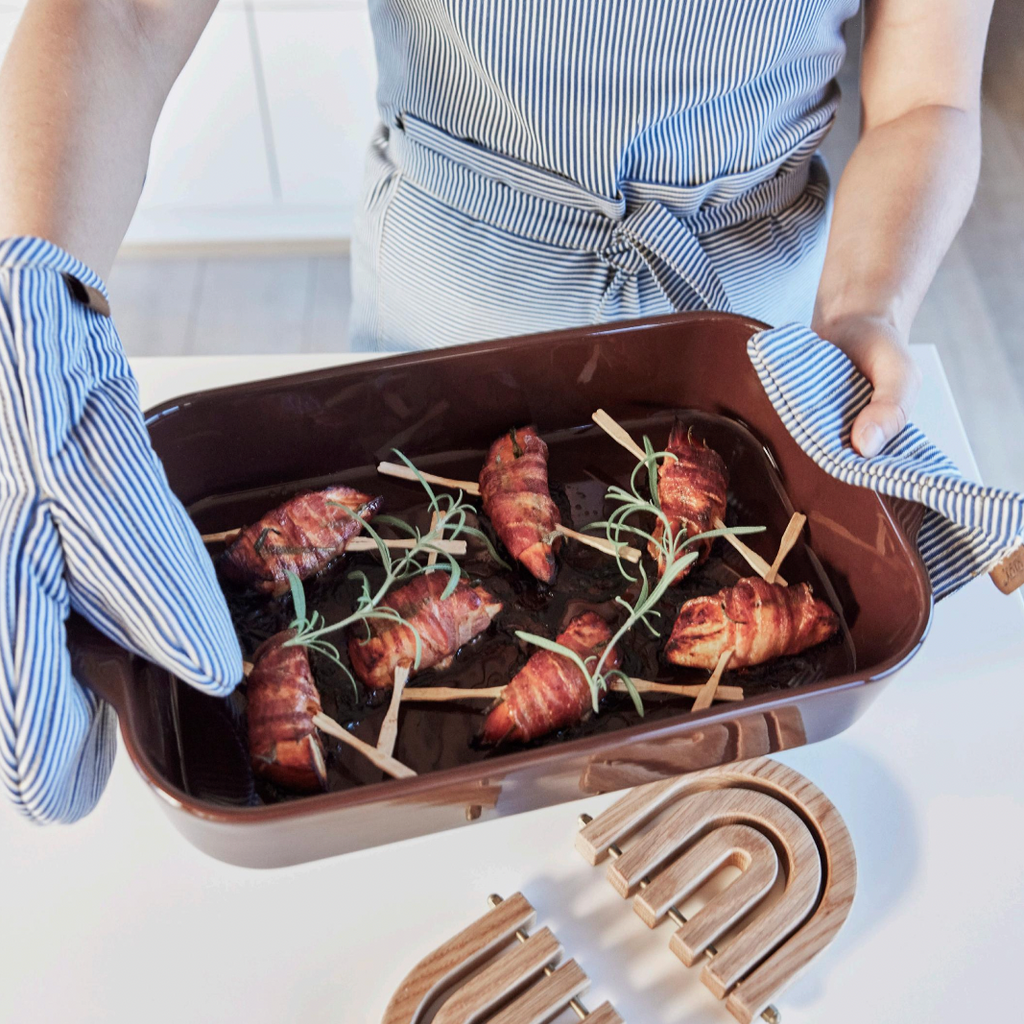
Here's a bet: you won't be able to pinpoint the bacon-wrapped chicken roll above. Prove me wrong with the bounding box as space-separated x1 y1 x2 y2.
479 426 561 584
665 577 839 670
220 485 382 595
348 573 502 690
651 421 728 581
246 631 327 792
481 611 619 744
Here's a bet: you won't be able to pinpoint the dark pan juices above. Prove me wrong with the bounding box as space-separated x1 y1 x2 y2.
193 410 855 807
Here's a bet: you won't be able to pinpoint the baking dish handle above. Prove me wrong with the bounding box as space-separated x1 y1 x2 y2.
66 613 132 716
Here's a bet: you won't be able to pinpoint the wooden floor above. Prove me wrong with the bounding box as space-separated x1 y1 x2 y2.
110 3 1024 491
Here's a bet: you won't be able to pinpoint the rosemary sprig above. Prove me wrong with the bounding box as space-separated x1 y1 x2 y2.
518 441 766 717
281 449 506 694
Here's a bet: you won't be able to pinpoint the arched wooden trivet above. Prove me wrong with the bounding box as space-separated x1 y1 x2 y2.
576 757 856 1024
382 892 623 1024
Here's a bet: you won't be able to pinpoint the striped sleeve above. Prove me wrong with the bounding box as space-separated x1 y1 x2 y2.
748 324 1024 599
0 237 243 823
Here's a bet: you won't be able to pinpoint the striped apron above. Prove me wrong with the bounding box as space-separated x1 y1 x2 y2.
352 0 858 352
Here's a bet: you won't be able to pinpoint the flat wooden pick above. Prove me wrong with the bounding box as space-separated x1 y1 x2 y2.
990 546 1024 595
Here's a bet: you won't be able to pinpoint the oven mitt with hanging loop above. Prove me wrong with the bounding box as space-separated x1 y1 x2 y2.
748 323 1024 600
0 237 244 824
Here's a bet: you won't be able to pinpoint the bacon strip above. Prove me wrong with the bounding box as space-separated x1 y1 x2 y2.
348 573 502 690
650 421 728 582
220 485 383 595
665 577 839 670
479 426 562 584
246 631 327 792
481 612 619 744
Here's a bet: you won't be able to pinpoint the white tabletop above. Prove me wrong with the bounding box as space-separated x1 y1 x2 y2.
2 346 1022 1024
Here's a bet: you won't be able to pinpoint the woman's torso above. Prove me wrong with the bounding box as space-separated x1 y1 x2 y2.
353 0 859 351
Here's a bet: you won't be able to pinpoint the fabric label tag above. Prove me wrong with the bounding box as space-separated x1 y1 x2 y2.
990 547 1024 595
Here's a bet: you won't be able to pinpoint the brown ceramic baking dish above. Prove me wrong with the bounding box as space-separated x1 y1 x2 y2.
69 311 932 868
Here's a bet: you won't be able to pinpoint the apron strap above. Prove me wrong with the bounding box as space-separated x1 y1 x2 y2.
614 200 732 313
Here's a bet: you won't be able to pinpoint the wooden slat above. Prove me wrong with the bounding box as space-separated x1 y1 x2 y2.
432 928 562 1024
487 960 589 1024
582 1003 625 1024
724 764 857 1024
577 758 858 1023
633 824 778 938
380 893 536 1024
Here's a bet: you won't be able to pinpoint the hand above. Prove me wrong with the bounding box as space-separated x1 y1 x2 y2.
812 313 923 458
0 238 242 823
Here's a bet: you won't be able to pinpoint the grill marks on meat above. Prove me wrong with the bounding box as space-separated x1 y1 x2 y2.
246 631 327 792
665 577 839 670
348 573 503 690
481 612 619 745
220 485 382 595
479 426 562 584
651 421 728 582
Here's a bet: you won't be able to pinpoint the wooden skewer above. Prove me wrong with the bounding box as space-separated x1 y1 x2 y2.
713 516 786 586
555 523 642 563
692 648 733 711
378 460 481 495
766 512 807 585
426 510 441 567
376 665 410 759
591 408 788 586
400 678 743 703
402 685 507 702
312 712 417 779
202 528 243 544
377 461 641 563
624 678 743 702
201 529 466 555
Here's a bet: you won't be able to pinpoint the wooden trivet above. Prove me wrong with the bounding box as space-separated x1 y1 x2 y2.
577 757 856 1024
382 892 623 1024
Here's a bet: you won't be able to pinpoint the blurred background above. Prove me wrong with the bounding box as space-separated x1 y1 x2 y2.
0 0 1020 488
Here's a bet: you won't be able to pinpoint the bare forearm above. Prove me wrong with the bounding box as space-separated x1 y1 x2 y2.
0 0 217 278
814 103 980 338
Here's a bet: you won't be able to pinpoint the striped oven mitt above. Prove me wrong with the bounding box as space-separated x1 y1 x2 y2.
0 237 243 824
748 323 1024 600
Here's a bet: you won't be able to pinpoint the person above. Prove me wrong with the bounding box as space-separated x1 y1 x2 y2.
0 0 994 822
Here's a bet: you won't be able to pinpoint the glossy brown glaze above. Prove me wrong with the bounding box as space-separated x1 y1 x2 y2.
246 632 326 792
220 485 381 595
651 420 729 581
348 574 502 690
481 612 619 745
479 426 562 583
666 577 839 670
69 311 933 867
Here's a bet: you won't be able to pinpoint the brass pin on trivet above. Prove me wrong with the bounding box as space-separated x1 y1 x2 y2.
577 815 780 1024
576 756 856 1024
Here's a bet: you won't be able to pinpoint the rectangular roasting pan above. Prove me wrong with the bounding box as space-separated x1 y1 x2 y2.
69 312 933 868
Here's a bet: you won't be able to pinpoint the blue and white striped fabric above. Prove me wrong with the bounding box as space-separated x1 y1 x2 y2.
749 324 1024 599
0 237 243 824
352 0 859 350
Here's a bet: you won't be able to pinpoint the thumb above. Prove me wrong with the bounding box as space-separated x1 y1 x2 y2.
846 331 922 458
